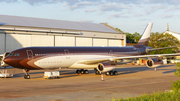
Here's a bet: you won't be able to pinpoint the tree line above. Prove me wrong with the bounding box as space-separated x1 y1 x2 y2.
116 28 180 54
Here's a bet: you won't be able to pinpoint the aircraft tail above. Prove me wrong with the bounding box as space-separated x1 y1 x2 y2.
135 23 153 46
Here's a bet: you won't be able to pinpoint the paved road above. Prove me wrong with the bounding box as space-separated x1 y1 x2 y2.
0 64 179 101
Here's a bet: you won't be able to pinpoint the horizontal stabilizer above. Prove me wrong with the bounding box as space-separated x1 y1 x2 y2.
146 46 176 53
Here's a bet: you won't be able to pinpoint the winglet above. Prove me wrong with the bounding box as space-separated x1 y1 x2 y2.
136 23 153 46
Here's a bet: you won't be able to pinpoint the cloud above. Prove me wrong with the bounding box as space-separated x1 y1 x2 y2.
144 5 165 15
0 0 17 2
22 0 58 5
107 0 140 4
100 4 131 12
85 9 96 13
2 0 180 18
145 0 180 5
140 19 151 21
79 20 94 23
108 0 180 5
97 12 105 15
2 0 180 6
165 6 180 12
108 13 129 19
21 0 81 6
163 15 174 18
70 2 96 9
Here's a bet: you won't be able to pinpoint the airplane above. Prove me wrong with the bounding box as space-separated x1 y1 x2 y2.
3 23 180 79
0 52 10 67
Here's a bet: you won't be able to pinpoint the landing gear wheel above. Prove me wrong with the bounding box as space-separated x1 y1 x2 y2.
113 71 118 76
80 69 85 74
26 74 30 79
95 71 101 75
76 70 81 74
95 70 99 75
109 71 114 76
24 74 30 79
84 70 89 74
105 72 109 76
24 75 27 79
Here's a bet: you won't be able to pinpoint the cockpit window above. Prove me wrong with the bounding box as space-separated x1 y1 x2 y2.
9 53 20 56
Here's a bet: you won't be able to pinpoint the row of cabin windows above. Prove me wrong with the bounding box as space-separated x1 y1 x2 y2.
35 53 112 56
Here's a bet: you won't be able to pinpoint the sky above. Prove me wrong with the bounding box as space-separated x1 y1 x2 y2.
0 0 180 34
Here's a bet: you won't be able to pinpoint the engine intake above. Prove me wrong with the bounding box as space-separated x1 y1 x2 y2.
146 58 163 68
97 63 116 72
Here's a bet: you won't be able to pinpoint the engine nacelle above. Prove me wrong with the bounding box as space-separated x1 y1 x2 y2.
146 58 163 68
97 63 116 72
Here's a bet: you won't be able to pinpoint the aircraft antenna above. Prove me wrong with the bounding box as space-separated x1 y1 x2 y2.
167 23 169 31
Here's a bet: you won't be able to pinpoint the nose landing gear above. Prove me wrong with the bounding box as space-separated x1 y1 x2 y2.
23 69 30 79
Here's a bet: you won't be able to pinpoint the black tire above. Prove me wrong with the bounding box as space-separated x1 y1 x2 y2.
105 72 109 76
109 71 114 76
26 75 30 79
95 70 99 75
113 71 118 76
76 70 80 74
80 69 85 74
24 75 27 79
84 70 89 74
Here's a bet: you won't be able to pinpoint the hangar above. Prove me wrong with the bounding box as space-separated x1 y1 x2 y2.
0 15 125 54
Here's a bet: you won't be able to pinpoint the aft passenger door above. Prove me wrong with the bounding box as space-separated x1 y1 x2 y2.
26 50 33 60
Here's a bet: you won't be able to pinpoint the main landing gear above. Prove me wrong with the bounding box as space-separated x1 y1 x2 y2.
76 69 89 74
23 69 30 79
94 68 101 75
94 68 118 76
105 71 118 76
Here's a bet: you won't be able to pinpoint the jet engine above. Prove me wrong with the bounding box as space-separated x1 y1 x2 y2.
146 58 163 68
97 62 116 72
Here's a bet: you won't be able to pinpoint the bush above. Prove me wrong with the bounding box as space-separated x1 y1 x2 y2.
171 62 180 91
114 91 180 101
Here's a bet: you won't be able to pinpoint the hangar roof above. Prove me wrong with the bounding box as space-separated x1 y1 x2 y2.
0 15 119 33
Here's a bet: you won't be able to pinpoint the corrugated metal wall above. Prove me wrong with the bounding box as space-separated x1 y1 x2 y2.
0 32 124 54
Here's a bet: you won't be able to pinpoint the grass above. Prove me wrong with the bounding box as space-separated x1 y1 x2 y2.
113 91 180 101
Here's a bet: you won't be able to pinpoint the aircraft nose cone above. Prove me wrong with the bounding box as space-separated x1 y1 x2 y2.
3 57 10 64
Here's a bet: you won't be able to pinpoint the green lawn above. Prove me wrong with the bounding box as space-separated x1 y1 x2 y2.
113 91 180 101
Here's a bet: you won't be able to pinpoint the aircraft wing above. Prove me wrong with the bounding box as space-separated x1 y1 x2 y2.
80 53 180 64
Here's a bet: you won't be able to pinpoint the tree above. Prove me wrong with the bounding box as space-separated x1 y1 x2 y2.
148 32 180 54
115 28 123 33
133 32 141 43
116 28 142 44
125 32 135 43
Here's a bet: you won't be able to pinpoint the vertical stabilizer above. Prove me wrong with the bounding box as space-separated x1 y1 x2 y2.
136 23 153 46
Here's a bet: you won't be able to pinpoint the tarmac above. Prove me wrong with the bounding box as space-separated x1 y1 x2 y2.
0 64 179 101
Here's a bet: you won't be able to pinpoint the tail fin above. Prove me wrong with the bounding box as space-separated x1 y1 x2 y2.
136 23 153 46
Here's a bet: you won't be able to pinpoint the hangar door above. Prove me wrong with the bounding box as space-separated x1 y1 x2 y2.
55 36 75 46
0 34 5 53
108 39 122 47
31 35 54 46
6 34 31 52
76 37 92 46
93 38 107 46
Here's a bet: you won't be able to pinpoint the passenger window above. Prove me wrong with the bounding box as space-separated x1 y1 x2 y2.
9 53 14 56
